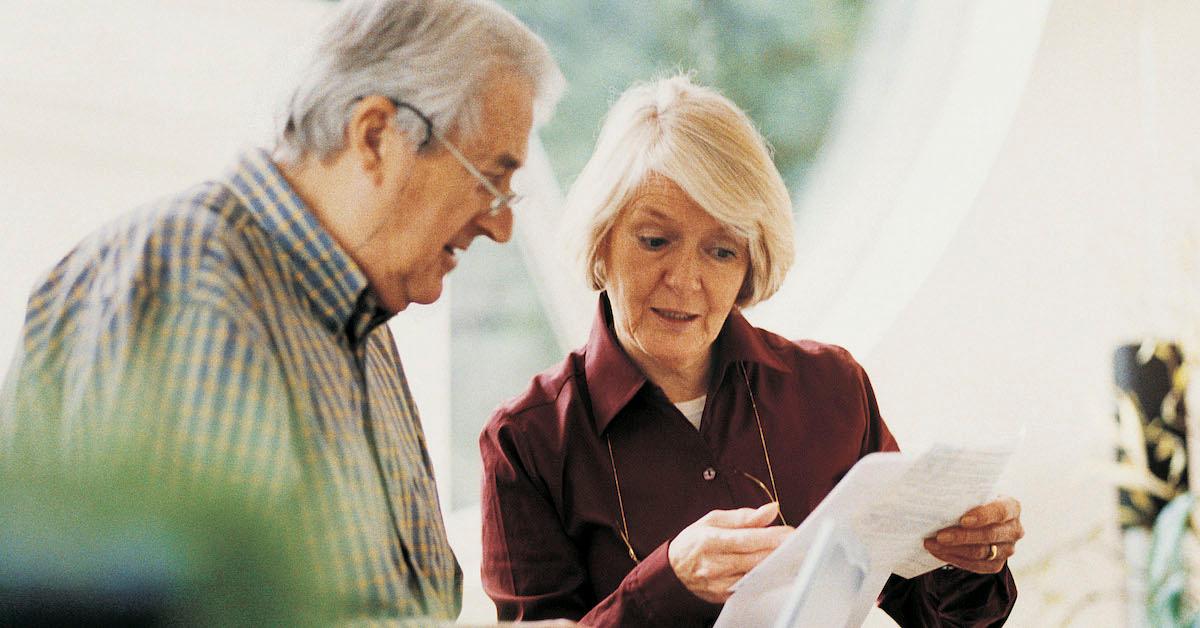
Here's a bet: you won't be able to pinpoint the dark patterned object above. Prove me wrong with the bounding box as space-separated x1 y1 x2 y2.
1115 342 1190 529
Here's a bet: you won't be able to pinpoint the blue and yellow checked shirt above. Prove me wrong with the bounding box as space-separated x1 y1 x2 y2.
0 149 462 620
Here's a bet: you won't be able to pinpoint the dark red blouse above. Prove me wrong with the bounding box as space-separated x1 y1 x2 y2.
480 295 1016 626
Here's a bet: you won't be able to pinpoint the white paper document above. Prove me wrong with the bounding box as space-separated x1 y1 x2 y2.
715 441 1014 627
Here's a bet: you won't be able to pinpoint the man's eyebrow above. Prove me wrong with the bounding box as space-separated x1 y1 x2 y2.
495 153 522 171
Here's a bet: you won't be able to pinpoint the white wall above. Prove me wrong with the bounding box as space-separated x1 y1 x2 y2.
745 0 1200 625
0 0 322 361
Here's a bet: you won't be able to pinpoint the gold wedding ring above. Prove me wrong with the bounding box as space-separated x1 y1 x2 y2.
987 543 999 561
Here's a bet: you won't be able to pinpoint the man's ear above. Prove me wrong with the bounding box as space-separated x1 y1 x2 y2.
345 95 418 185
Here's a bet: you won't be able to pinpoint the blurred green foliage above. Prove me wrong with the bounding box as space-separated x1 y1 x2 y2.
1148 493 1200 627
501 0 866 192
0 448 334 626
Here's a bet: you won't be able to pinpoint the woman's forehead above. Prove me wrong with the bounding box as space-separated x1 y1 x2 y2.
620 182 745 241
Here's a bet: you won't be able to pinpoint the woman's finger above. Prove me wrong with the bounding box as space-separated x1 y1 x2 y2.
701 502 780 529
712 547 777 578
924 539 1015 570
935 519 1025 545
925 540 1014 562
958 496 1021 527
702 525 792 554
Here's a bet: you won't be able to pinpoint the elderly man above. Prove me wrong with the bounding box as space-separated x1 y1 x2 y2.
0 0 562 621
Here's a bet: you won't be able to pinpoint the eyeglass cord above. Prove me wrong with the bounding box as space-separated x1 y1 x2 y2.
606 361 787 565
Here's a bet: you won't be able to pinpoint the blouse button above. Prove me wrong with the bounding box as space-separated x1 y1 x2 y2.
702 467 717 481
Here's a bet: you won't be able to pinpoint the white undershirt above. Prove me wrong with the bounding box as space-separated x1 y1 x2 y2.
674 395 707 430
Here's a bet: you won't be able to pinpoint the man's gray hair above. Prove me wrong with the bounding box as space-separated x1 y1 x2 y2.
275 0 564 164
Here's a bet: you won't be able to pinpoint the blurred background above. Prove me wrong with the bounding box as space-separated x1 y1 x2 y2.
2 0 1198 625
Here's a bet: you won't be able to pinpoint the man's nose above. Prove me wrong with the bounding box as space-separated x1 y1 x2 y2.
475 205 513 244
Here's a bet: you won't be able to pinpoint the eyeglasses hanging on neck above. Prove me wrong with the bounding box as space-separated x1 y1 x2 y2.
605 361 787 564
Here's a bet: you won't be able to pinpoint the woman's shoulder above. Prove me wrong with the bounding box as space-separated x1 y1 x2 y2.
479 349 594 476
748 325 867 379
485 348 587 431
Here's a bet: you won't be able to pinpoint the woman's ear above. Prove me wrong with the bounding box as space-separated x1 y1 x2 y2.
592 233 612 290
736 267 755 306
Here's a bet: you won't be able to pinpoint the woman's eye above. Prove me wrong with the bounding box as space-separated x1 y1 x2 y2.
712 247 737 260
638 236 668 250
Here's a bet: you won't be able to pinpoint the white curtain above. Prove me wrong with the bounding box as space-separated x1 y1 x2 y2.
517 1 1200 624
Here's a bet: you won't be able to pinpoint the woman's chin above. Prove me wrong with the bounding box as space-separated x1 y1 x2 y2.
640 341 708 368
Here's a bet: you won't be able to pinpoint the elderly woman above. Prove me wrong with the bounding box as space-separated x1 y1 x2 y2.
480 75 1021 626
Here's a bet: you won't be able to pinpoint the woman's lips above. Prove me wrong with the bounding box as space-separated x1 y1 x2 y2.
651 307 699 323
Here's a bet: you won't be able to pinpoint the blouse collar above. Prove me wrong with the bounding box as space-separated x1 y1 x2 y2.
583 292 790 435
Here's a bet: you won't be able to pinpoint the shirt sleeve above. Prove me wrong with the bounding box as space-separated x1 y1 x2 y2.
2 294 301 504
125 300 302 501
853 361 1018 626
480 418 722 626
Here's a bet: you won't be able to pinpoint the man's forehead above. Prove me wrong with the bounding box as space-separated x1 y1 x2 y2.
472 68 535 170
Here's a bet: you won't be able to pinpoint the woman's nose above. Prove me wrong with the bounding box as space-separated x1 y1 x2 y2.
663 250 702 291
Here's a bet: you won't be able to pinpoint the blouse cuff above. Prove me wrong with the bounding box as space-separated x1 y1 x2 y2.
629 540 724 624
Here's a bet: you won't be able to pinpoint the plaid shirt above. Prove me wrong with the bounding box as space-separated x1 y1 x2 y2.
0 149 462 620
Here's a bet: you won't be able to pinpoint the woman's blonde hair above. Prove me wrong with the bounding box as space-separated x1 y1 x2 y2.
565 74 794 307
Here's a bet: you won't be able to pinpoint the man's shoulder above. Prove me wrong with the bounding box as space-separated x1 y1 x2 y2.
29 181 273 328
140 182 270 300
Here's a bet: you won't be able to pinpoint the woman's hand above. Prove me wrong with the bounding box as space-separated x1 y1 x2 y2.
667 502 793 603
923 496 1024 574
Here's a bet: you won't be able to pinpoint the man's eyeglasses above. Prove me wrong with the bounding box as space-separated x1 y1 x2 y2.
382 98 521 217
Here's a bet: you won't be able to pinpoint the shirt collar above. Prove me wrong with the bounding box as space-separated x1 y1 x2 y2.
583 293 649 435
222 149 385 339
711 301 792 384
583 293 790 435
